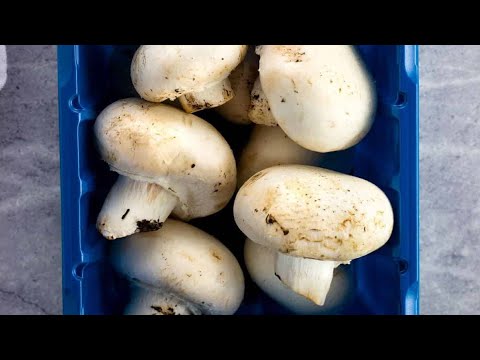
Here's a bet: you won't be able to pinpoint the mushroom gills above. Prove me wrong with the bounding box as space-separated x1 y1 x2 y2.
274 252 347 306
124 284 202 315
97 176 178 240
179 78 234 113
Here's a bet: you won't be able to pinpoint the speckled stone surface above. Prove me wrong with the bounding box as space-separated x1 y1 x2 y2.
420 45 480 314
0 45 478 315
0 45 60 314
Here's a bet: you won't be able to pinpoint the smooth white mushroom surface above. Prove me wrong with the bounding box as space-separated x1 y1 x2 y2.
237 125 324 187
131 45 247 113
234 165 393 305
111 219 245 315
244 239 353 314
216 47 258 125
94 98 236 240
257 45 377 152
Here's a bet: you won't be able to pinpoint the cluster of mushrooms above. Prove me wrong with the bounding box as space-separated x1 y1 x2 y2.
94 45 394 315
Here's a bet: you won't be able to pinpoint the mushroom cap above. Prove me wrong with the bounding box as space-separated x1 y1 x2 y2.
94 98 237 220
257 45 376 152
234 165 393 261
131 45 248 102
216 47 258 124
244 238 353 314
124 284 203 315
238 125 323 187
111 219 245 315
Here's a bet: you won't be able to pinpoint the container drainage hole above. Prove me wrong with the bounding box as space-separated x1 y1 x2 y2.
398 259 409 274
394 92 407 107
69 94 84 113
72 262 88 280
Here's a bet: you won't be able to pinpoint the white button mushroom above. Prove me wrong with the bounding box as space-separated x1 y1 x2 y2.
234 165 393 305
257 45 377 152
111 219 245 315
215 47 258 125
244 238 353 314
94 98 237 240
237 125 324 187
248 77 277 126
131 45 248 113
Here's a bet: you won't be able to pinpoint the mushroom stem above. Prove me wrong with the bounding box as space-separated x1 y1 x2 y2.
274 252 340 306
248 78 277 126
97 176 178 240
179 78 234 113
125 284 202 315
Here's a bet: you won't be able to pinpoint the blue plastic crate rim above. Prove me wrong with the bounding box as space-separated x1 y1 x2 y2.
58 45 419 315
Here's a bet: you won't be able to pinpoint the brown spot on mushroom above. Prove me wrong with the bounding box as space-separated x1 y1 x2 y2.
105 151 117 163
279 46 306 63
121 209 130 220
136 220 163 232
211 250 222 261
265 214 290 236
151 305 175 315
189 103 204 111
191 164 195 168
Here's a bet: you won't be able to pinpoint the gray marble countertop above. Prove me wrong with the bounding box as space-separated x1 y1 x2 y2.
0 45 478 315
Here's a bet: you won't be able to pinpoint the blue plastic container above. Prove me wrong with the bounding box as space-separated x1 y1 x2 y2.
58 45 419 315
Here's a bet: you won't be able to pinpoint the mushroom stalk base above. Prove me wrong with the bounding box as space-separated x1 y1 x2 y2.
248 78 277 126
125 285 202 315
179 78 234 113
274 252 338 306
97 176 178 240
